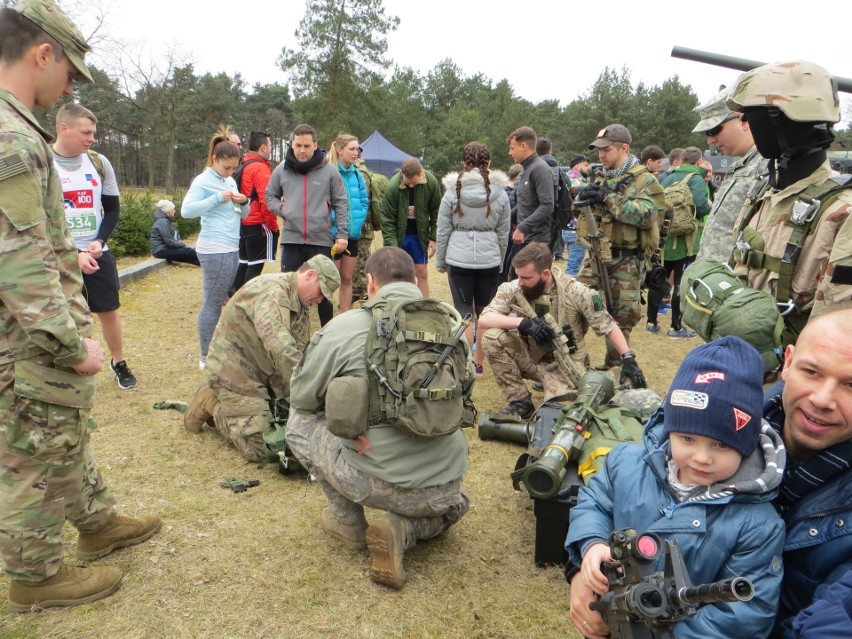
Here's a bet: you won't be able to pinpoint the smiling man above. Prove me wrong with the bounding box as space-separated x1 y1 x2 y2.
765 307 852 635
183 255 340 462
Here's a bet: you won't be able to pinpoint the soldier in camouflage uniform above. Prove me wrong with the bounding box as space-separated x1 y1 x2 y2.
287 247 470 590
727 61 852 345
352 157 387 302
693 88 768 263
183 255 339 462
0 0 160 612
479 243 646 420
575 124 666 367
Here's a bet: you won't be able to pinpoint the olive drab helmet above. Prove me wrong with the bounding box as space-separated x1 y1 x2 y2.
726 60 841 124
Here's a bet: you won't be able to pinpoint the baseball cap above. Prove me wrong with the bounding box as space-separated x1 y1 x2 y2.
307 254 340 301
12 0 93 83
693 88 735 133
569 154 590 168
589 124 632 149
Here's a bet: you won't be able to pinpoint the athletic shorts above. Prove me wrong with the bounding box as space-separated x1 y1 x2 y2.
83 251 120 313
239 224 279 264
332 238 358 261
401 233 428 265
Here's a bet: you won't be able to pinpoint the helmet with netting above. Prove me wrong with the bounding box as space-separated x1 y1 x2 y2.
726 60 840 124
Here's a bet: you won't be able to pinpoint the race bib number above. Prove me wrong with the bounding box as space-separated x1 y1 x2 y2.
63 189 97 237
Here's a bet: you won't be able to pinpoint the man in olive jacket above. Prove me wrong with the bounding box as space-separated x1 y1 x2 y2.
380 158 441 296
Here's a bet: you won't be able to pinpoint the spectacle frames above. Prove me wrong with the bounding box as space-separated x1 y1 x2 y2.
705 114 741 138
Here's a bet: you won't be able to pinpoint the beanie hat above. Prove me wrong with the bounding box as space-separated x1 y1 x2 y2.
156 199 176 213
664 336 764 458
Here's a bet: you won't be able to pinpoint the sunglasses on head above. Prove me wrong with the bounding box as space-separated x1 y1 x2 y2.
705 114 741 137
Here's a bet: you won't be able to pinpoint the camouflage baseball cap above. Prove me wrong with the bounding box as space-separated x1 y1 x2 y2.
726 60 840 124
692 88 735 133
307 254 340 301
589 124 632 149
12 0 93 83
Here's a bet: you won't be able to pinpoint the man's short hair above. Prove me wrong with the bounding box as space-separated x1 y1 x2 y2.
507 126 537 148
681 147 702 165
511 243 552 272
56 102 96 128
365 247 416 287
248 131 270 152
535 137 552 156
507 163 523 180
640 145 665 164
0 7 64 64
292 124 317 142
400 158 423 178
669 148 684 164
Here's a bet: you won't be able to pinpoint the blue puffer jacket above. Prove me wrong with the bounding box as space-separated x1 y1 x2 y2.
789 569 852 638
763 395 852 637
566 411 786 639
333 161 369 241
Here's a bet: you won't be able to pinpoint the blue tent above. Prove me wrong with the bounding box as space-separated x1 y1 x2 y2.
360 130 413 178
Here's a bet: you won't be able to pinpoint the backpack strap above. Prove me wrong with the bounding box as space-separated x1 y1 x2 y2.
87 150 106 183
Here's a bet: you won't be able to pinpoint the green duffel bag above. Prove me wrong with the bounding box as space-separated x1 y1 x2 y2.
680 259 784 374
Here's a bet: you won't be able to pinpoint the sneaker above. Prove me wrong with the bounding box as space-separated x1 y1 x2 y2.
199 358 207 371
321 507 367 550
658 306 669 315
8 563 122 613
77 514 162 561
110 359 137 389
645 323 660 334
667 328 697 339
496 398 535 421
366 515 410 589
475 364 484 377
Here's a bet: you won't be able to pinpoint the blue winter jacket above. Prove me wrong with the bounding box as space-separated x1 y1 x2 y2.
764 395 852 637
789 569 852 638
566 411 785 639
333 161 369 241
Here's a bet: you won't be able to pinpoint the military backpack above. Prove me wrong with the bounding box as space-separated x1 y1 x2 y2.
663 174 699 237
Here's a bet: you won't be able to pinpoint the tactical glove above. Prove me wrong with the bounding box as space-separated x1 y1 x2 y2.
578 184 608 204
518 317 556 345
620 356 647 389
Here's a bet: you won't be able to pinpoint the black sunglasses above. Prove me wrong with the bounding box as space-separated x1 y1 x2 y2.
705 114 741 137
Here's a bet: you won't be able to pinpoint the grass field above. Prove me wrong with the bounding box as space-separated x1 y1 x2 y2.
0 254 697 639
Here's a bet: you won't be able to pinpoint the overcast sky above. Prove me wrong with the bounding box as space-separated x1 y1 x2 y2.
86 0 852 126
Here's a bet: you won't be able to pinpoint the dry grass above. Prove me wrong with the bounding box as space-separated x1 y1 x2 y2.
0 255 696 639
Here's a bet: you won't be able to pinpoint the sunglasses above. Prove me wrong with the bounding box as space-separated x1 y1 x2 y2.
705 114 741 138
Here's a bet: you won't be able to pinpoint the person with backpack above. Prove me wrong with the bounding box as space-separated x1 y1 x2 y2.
646 146 711 338
229 131 279 295
286 247 473 590
535 137 573 261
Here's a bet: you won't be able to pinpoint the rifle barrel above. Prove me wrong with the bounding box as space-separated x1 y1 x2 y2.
677 577 754 605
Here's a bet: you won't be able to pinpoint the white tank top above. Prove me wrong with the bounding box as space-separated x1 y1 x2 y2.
55 153 104 251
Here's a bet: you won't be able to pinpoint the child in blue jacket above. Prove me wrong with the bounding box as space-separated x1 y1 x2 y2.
566 336 786 639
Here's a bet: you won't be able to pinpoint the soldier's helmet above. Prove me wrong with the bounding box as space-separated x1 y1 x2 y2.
726 60 840 124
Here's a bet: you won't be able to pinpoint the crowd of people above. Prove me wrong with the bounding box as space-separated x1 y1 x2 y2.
1 2 852 638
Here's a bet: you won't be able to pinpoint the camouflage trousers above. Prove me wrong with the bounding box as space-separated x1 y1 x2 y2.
286 411 469 542
0 397 116 581
351 233 375 302
208 384 270 463
578 254 644 367
481 328 580 402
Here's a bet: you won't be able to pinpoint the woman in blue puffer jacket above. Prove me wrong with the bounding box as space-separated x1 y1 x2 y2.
328 133 369 312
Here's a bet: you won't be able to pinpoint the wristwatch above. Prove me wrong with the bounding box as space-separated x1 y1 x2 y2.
621 350 636 360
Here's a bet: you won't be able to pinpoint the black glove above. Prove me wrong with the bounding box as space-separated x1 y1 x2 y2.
518 317 556 345
578 184 607 204
620 356 647 389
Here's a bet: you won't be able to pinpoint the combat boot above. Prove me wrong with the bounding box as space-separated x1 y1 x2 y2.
321 507 367 550
366 514 413 589
77 514 162 561
8 563 122 613
184 382 218 433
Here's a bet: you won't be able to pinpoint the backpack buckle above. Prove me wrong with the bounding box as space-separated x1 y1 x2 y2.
791 197 820 225
777 299 798 317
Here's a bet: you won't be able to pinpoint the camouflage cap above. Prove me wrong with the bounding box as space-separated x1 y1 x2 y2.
692 88 735 133
589 124 632 149
306 254 340 301
12 0 92 83
726 60 840 124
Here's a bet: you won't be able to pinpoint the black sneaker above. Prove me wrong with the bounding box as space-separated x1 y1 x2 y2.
111 359 137 389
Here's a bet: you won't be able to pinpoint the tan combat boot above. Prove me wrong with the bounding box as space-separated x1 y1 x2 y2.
183 382 218 433
366 514 412 589
77 514 162 561
321 507 367 550
8 563 122 613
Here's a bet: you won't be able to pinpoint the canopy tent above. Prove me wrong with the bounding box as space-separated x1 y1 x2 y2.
359 130 413 178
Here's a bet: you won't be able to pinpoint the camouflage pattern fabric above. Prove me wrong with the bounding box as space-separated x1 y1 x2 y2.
481 270 619 402
0 89 116 581
610 388 663 421
697 147 768 263
206 384 270 463
286 411 469 539
351 224 374 301
353 161 387 301
733 160 852 320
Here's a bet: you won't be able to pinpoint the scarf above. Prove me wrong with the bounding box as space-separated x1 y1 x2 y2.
284 147 324 175
602 154 639 179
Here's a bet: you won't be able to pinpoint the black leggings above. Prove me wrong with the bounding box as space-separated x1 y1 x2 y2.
447 265 501 319
647 257 691 329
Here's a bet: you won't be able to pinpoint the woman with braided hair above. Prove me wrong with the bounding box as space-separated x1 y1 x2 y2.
436 142 511 375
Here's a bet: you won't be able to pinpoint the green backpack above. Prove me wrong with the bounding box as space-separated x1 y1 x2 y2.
364 297 476 439
663 176 699 237
680 259 784 374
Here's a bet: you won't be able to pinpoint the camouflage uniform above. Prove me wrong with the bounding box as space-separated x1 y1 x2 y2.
576 162 665 365
287 281 469 539
352 160 386 301
697 146 767 263
0 89 116 581
481 270 619 403
201 272 311 462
